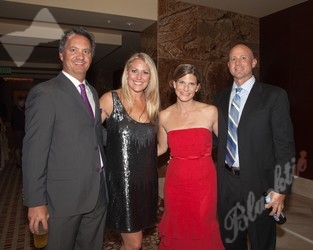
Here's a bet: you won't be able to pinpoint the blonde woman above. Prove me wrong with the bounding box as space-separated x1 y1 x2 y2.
99 52 160 250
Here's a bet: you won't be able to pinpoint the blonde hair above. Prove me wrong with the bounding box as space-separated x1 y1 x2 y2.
121 52 160 123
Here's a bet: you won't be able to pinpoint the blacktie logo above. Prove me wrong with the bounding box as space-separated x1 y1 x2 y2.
0 8 63 67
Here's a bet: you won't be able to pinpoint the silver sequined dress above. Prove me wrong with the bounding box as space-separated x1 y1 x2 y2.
105 91 158 232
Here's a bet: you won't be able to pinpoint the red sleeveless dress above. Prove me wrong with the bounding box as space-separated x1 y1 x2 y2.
158 128 224 250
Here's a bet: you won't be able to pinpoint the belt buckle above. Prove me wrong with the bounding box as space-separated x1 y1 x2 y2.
231 168 238 175
231 167 240 176
225 163 240 176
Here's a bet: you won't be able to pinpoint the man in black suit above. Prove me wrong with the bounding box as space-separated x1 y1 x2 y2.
22 27 108 250
214 43 295 250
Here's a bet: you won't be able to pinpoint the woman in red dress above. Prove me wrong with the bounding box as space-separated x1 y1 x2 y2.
157 64 224 249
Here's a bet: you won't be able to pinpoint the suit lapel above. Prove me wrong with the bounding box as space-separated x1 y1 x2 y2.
220 89 232 125
57 73 95 120
239 81 263 125
85 80 100 123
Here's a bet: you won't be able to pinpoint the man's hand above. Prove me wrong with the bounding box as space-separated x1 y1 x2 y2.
28 205 49 234
264 191 285 218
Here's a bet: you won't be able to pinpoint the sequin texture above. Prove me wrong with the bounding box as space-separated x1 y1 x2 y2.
105 92 158 232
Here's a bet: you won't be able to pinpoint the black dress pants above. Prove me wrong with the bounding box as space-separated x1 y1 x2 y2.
218 169 276 250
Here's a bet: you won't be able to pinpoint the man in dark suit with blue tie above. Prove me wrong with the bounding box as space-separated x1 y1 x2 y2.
22 27 108 250
214 43 295 250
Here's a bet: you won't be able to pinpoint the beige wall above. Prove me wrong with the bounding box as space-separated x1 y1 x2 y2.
4 0 158 20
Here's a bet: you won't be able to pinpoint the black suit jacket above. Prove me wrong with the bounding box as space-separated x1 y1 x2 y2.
214 80 295 199
23 72 108 216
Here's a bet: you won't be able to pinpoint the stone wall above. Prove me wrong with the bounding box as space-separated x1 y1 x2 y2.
155 0 259 109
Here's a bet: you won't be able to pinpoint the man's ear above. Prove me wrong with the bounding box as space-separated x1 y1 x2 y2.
59 53 63 62
252 58 257 68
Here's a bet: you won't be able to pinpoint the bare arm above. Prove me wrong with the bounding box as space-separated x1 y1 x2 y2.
206 104 218 136
99 91 113 123
157 111 169 156
212 105 218 137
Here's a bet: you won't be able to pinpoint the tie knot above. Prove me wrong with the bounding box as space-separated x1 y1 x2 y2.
235 87 242 94
79 83 86 91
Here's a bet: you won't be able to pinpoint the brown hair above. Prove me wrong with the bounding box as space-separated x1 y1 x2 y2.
169 64 201 88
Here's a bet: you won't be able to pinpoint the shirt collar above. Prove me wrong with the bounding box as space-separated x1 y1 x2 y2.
231 75 255 93
62 70 86 89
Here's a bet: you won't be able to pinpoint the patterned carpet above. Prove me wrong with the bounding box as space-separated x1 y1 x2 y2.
0 133 162 250
0 155 32 250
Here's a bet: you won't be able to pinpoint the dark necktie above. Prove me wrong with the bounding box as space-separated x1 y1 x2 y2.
79 83 94 120
226 87 242 166
79 84 103 173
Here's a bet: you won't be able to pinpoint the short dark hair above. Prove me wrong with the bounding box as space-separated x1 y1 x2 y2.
59 27 96 56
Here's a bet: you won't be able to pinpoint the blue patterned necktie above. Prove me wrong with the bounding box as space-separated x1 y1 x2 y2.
226 87 242 166
79 83 94 120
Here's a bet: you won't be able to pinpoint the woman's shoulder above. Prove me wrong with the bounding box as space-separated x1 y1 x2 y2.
207 103 217 112
100 89 121 101
196 103 217 121
99 90 120 119
196 101 216 111
160 104 175 115
159 104 176 122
